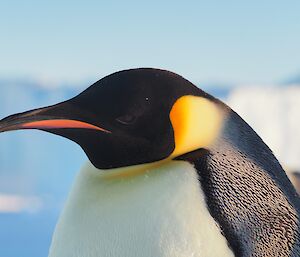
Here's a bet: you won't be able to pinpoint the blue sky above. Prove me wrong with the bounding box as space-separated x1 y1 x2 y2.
1 0 300 85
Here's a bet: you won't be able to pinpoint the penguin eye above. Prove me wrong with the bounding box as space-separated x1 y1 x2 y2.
116 114 137 125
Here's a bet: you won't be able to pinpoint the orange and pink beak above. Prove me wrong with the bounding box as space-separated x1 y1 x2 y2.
0 107 110 134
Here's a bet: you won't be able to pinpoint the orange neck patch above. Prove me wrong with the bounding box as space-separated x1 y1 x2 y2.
169 95 224 157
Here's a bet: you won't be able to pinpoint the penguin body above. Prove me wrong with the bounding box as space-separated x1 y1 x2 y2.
0 68 300 257
49 161 234 257
191 112 300 256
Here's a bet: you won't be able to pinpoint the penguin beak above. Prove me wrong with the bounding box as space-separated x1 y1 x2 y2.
0 105 110 134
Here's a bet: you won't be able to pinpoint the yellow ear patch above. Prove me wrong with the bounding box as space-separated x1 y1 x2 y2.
170 95 224 157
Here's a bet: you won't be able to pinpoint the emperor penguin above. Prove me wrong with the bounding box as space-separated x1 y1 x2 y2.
0 68 300 257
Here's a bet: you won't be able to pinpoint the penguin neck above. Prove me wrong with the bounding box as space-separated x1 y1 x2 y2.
48 160 234 257
190 112 300 256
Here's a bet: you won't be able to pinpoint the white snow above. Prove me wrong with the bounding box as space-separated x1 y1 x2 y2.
0 193 42 213
227 85 300 171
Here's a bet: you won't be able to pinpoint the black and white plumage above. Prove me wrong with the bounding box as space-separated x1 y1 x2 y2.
0 68 299 257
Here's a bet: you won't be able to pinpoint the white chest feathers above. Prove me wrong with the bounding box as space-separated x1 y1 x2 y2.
48 161 234 257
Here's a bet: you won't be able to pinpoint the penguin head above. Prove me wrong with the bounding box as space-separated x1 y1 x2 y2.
0 68 226 170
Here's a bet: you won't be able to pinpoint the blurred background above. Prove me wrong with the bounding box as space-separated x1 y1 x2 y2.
0 1 300 256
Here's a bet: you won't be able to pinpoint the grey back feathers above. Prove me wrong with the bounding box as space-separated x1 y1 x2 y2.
181 110 300 256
